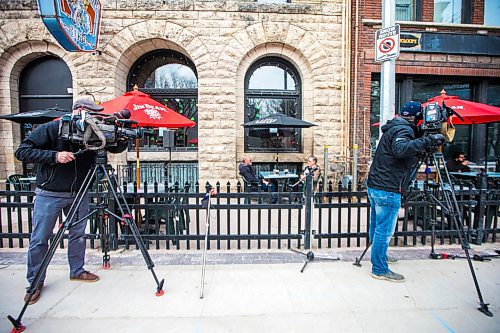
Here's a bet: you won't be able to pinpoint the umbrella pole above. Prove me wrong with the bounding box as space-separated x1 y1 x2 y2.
484 125 489 173
275 132 279 169
136 138 141 188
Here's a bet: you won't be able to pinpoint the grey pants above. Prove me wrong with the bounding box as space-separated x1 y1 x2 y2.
27 188 90 285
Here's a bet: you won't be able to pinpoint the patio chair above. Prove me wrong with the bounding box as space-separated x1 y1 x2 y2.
7 174 31 191
6 174 31 211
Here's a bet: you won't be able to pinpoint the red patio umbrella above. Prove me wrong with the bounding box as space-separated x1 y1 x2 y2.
422 89 500 125
99 86 196 186
99 86 196 128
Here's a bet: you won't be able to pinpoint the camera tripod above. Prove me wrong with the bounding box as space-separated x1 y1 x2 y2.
8 150 165 332
291 173 340 272
417 151 492 316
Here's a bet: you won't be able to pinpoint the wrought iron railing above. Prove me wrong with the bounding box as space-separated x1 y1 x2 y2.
0 178 498 251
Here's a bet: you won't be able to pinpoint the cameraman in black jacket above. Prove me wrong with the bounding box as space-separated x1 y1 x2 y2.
367 101 444 283
15 99 128 304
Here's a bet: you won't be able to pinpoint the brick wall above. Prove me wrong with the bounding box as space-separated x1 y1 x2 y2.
351 0 500 171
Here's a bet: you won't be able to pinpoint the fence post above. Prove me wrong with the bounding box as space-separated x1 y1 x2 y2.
304 173 313 250
474 172 488 245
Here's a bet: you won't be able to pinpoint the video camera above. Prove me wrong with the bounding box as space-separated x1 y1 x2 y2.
416 101 465 148
419 101 464 134
59 109 153 150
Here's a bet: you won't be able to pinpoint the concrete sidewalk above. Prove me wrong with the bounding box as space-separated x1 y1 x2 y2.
1 246 499 333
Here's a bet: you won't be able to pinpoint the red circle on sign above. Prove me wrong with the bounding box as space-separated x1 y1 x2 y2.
379 37 395 53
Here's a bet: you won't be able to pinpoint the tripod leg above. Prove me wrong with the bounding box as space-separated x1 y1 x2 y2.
104 166 164 296
101 212 111 269
200 196 212 299
432 153 493 317
8 167 97 332
353 242 371 267
300 260 309 273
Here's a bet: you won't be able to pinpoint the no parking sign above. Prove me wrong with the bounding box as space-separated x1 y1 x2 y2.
375 25 400 62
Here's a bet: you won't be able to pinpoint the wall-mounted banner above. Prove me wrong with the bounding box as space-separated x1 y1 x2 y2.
37 0 102 52
400 31 500 56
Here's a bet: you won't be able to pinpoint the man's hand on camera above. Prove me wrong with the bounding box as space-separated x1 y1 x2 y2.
56 151 75 163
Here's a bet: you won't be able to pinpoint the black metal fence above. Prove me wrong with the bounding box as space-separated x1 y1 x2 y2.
0 178 498 251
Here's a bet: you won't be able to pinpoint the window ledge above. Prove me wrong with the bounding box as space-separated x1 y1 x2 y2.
362 19 500 31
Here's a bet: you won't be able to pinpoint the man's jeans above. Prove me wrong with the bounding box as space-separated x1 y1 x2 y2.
27 188 89 285
367 186 401 275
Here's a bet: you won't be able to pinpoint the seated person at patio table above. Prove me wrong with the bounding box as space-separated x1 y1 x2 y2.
238 157 272 192
292 156 322 191
446 152 471 173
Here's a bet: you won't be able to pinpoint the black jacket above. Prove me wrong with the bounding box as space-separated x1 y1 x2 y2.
238 163 259 183
367 117 432 194
15 120 127 193
445 160 471 173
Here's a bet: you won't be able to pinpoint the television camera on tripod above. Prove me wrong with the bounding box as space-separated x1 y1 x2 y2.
413 101 492 316
9 99 164 333
356 100 492 317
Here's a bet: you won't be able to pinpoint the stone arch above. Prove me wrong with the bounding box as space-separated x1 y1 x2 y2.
216 22 339 166
100 20 212 101
0 38 76 179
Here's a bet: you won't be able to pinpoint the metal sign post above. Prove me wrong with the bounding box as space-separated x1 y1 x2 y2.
377 0 398 139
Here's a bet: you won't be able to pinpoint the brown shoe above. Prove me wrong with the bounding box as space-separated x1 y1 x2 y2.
24 284 43 305
70 271 100 282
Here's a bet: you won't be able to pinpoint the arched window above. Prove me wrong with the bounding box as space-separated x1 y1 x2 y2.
244 57 302 152
128 49 198 151
19 56 72 174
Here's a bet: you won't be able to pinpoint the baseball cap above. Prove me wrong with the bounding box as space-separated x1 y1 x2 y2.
72 98 104 111
400 101 422 117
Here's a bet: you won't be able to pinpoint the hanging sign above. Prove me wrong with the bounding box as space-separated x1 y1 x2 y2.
375 24 400 62
37 0 102 52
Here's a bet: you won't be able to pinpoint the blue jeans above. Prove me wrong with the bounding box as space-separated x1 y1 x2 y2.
367 186 401 275
27 188 89 285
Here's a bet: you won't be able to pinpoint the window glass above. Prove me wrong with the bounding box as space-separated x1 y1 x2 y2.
248 65 296 90
396 0 414 21
369 79 381 155
434 0 462 23
144 64 197 89
484 0 500 26
244 57 301 153
486 83 500 161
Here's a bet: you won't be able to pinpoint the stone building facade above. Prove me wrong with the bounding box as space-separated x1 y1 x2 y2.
0 0 348 185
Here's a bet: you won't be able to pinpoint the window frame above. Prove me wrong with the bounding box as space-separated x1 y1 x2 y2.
127 49 198 152
244 57 302 153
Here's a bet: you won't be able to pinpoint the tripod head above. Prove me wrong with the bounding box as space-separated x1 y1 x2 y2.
95 149 108 165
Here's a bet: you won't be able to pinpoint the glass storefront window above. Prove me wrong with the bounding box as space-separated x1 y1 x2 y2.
370 77 476 161
434 0 462 23
484 0 500 26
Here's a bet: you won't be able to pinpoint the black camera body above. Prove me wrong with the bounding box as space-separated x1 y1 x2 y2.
420 102 446 134
59 113 151 149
